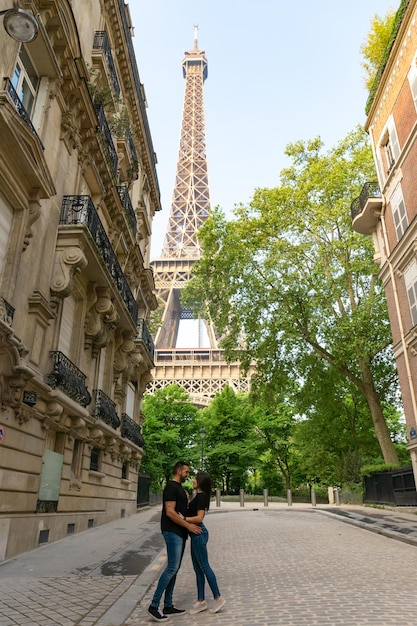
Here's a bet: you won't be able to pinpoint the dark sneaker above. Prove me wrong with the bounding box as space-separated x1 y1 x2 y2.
148 605 169 621
163 606 186 615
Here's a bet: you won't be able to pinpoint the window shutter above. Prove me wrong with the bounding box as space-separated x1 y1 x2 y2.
58 295 76 355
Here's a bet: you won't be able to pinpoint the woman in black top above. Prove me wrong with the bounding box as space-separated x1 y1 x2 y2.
184 471 226 615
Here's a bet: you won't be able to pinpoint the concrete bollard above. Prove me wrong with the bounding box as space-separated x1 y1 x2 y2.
287 489 292 506
215 488 221 507
311 488 316 507
239 489 245 507
263 488 269 507
334 487 340 506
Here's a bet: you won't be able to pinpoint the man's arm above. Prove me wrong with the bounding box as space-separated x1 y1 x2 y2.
165 501 202 534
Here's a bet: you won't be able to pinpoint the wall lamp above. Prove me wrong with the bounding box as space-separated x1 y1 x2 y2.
0 8 39 42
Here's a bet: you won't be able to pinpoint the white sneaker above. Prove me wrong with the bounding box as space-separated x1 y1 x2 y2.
188 601 208 615
209 597 226 614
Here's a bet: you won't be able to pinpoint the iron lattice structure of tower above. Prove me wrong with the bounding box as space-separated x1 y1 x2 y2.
149 29 253 407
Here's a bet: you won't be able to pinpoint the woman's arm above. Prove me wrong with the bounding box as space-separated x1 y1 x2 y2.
182 509 205 524
165 501 202 534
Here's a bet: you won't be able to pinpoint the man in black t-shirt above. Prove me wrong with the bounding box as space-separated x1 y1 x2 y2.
148 461 202 622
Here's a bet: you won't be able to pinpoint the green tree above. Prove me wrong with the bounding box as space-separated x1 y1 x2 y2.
141 384 199 489
200 386 257 493
293 363 383 486
184 127 400 466
360 10 396 90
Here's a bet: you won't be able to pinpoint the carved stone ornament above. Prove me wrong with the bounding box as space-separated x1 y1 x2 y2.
23 199 42 251
0 320 33 422
50 245 87 303
113 330 136 382
85 284 119 355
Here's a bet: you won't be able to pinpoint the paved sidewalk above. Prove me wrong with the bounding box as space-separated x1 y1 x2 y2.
1 502 417 625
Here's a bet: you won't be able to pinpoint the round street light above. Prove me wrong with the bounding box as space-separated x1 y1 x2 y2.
1 8 39 43
199 427 206 470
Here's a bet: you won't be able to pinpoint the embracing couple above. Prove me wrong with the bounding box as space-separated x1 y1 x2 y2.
148 461 226 622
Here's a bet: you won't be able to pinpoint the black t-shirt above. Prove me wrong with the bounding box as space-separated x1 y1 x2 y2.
188 492 208 519
161 480 188 538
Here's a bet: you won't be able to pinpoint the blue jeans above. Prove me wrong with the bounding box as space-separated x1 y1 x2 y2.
191 524 221 601
151 531 186 608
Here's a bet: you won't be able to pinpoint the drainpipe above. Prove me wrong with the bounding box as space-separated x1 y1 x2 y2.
379 202 417 480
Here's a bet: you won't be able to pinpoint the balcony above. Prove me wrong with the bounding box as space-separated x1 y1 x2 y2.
117 185 137 236
121 413 144 447
351 182 383 235
60 195 138 324
93 31 120 97
3 78 43 149
91 389 120 429
0 80 55 203
137 318 155 360
117 0 160 202
95 104 118 175
0 295 14 325
45 351 91 407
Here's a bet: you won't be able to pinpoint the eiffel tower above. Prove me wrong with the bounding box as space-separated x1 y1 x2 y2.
149 27 253 407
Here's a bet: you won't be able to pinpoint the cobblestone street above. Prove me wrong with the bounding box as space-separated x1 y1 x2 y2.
2 504 417 625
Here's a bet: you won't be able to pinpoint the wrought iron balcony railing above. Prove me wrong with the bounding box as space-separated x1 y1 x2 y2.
94 104 118 175
137 318 155 360
117 0 160 201
91 389 120 429
121 413 144 447
0 295 14 325
45 351 91 407
4 77 43 150
93 31 121 97
350 182 382 220
117 185 137 235
60 195 138 323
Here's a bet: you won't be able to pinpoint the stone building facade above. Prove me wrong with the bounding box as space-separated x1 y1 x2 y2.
0 0 161 560
351 0 417 480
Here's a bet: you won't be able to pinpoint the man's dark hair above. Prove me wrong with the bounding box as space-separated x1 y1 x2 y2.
174 461 190 473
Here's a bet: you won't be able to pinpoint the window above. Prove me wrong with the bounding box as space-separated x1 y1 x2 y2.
0 193 13 276
125 383 136 418
408 52 417 109
90 447 101 472
122 461 129 480
12 46 39 118
390 184 408 240
404 260 417 327
71 439 84 481
379 117 400 178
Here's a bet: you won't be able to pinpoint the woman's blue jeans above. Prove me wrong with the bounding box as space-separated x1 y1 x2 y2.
151 531 186 608
191 524 220 601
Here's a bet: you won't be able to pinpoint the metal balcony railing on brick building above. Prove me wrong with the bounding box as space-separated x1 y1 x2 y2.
350 182 383 235
45 351 91 407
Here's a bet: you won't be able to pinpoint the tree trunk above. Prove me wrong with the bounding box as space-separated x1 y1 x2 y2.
360 361 399 465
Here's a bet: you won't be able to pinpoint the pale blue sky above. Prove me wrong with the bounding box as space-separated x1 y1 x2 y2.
130 1 398 259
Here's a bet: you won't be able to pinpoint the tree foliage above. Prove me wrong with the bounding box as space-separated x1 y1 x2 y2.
184 126 400 466
141 384 199 489
360 10 396 91
199 386 257 493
